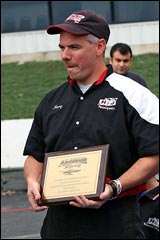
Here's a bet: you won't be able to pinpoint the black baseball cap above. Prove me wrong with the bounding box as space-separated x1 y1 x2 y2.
47 10 110 42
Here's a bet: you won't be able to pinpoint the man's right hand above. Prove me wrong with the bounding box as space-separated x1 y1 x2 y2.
27 180 48 212
23 156 48 212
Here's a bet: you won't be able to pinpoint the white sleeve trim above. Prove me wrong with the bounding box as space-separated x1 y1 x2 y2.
106 73 159 125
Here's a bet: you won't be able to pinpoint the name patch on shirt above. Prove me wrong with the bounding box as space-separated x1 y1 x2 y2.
52 105 63 110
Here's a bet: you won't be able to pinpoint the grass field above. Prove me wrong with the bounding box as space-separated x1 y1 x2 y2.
1 53 159 120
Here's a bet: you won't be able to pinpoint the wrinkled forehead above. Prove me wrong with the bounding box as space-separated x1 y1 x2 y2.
112 50 132 59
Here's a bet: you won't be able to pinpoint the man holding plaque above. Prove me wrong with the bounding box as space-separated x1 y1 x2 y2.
23 10 159 239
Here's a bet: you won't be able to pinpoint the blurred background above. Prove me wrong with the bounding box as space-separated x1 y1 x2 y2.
1 1 159 63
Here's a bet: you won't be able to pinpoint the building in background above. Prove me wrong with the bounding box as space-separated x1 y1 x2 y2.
1 1 159 63
1 1 159 33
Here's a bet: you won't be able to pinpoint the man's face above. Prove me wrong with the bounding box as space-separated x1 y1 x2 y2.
109 50 132 75
59 32 101 85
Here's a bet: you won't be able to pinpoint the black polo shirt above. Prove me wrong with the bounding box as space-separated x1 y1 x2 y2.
23 64 159 179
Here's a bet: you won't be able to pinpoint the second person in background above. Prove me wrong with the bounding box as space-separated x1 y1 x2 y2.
109 42 148 88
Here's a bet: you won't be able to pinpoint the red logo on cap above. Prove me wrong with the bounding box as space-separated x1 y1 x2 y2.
65 14 85 23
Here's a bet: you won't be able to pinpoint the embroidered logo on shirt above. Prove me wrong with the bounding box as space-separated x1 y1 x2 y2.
144 217 159 231
98 98 118 110
52 105 63 110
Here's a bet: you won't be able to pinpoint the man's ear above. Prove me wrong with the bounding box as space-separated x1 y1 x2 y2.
96 39 106 56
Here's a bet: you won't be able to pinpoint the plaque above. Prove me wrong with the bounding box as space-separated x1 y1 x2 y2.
38 144 109 206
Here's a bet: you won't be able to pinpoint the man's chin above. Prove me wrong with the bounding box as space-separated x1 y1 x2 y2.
118 71 126 75
69 74 75 80
68 72 79 80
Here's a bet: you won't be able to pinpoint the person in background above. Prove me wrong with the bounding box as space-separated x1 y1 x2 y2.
23 10 159 239
109 42 148 88
109 42 159 239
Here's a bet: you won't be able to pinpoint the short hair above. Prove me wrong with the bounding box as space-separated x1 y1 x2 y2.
86 34 106 57
86 34 99 44
110 43 132 58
